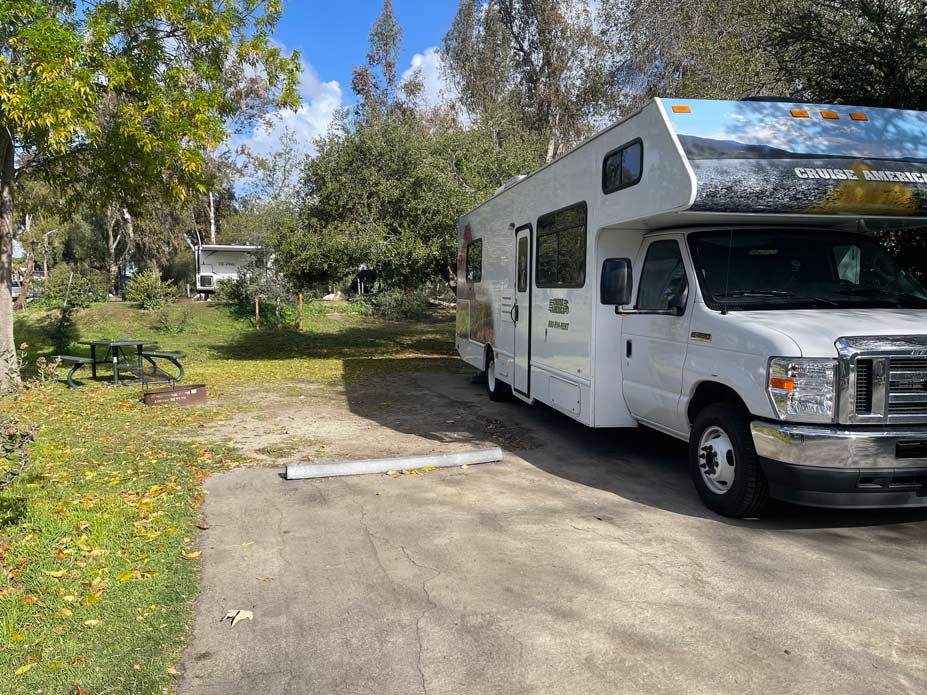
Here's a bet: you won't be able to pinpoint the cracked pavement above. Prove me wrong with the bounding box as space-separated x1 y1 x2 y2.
178 369 927 695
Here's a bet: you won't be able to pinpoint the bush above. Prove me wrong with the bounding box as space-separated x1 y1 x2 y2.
0 415 37 492
364 287 432 321
154 306 191 334
125 271 177 310
214 276 251 307
42 265 108 308
50 306 79 353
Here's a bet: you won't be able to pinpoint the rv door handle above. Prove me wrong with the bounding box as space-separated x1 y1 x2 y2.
626 340 632 358
511 305 519 322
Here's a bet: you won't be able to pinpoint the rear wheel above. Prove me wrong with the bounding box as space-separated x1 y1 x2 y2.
689 403 769 518
485 352 510 401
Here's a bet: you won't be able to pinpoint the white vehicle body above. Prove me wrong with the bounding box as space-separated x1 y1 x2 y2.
194 244 261 293
457 98 927 515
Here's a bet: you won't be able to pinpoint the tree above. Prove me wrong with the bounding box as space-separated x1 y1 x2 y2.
0 1 300 389
444 0 616 159
600 0 783 109
765 0 927 110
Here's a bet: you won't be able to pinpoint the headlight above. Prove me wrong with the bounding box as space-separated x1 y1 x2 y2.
767 358 837 422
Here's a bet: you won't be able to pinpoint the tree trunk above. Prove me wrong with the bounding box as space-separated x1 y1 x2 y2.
105 205 121 294
208 191 217 243
0 127 20 390
13 240 35 312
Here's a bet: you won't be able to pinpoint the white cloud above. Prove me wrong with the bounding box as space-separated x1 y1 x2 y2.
401 46 452 109
231 57 343 162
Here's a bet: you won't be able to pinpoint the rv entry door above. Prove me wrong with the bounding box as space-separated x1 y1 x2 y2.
513 225 532 396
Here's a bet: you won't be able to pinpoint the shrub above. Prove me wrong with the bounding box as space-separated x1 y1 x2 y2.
364 287 432 321
42 265 108 308
49 306 79 353
154 306 191 334
214 276 251 307
125 270 177 310
0 415 37 492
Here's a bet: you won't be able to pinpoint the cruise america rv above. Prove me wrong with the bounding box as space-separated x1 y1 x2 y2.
194 244 261 294
456 98 927 517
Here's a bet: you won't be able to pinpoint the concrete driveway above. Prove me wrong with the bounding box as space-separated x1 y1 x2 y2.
180 370 927 695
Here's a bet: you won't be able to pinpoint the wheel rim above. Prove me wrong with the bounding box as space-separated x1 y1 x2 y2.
698 425 736 495
487 360 496 392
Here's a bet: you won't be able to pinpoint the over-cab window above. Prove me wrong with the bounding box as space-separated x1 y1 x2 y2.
637 240 688 313
536 202 587 288
602 139 643 194
466 239 483 283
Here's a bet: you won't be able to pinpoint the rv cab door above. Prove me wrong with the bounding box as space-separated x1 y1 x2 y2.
621 238 693 433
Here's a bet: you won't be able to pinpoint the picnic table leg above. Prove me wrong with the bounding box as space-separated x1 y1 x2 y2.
136 345 143 381
91 344 97 379
113 347 119 385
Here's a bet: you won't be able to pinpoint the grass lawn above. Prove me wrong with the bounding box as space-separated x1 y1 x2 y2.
0 300 454 695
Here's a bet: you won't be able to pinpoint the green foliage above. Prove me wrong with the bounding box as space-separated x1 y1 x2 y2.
765 0 927 110
41 265 108 309
49 306 79 354
363 287 433 321
154 306 192 334
0 415 36 493
125 271 177 311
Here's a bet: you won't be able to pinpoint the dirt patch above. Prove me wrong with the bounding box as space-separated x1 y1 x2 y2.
201 365 540 466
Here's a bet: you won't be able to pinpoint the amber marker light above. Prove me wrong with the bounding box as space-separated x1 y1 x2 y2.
850 113 868 121
820 111 840 119
671 105 691 113
769 377 795 392
790 109 810 118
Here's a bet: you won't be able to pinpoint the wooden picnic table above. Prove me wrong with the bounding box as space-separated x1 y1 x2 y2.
77 339 159 385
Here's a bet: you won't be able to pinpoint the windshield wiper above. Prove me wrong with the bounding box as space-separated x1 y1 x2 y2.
713 289 841 307
713 289 795 298
834 287 927 306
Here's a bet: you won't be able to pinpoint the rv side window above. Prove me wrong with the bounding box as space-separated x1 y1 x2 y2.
637 240 688 313
536 202 587 288
466 239 483 283
602 139 643 194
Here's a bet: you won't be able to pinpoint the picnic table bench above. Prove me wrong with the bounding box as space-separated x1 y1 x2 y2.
56 340 186 388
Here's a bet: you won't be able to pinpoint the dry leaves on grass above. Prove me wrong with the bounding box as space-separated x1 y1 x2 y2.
221 609 253 627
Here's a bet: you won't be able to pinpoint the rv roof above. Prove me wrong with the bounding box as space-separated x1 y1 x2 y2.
198 244 261 251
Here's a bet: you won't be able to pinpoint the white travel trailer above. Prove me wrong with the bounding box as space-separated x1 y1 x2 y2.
457 98 927 517
194 244 261 294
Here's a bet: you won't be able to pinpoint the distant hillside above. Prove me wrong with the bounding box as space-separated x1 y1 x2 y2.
678 134 927 164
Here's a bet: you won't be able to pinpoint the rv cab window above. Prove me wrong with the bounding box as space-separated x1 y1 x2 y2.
637 240 688 313
602 139 643 194
536 202 587 288
466 239 483 283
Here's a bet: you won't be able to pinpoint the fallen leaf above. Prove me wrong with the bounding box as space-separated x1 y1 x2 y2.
59 608 73 618
84 619 100 627
256 576 273 583
15 664 32 675
115 571 133 582
133 663 141 671
44 570 65 578
196 523 209 530
241 541 254 548
181 551 200 560
222 609 253 627
10 633 25 642
167 667 180 676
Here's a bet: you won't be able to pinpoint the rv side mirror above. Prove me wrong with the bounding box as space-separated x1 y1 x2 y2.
600 258 633 305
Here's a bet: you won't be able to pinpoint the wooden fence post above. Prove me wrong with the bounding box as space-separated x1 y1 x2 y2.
298 292 303 331
255 296 260 330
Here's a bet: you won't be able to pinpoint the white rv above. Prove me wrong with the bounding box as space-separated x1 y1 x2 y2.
456 98 927 517
194 244 261 294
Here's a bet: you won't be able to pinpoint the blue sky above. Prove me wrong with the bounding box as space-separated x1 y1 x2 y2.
275 1 460 100
234 1 462 162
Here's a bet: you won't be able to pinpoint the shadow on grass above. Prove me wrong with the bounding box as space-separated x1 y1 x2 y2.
205 321 454 363
0 496 27 529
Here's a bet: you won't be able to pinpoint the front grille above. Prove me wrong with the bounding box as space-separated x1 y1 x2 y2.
855 358 873 414
888 356 927 415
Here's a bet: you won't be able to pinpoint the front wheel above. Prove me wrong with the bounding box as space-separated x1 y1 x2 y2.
485 352 510 402
689 403 769 518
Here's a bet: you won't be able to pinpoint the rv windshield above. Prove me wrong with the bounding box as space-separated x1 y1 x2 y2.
687 229 927 311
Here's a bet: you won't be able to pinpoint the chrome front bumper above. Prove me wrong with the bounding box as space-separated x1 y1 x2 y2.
751 421 927 469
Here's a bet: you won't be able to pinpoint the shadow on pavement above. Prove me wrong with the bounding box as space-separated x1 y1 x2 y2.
342 359 927 532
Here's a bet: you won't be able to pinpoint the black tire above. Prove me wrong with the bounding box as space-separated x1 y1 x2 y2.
689 403 769 518
485 351 511 402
